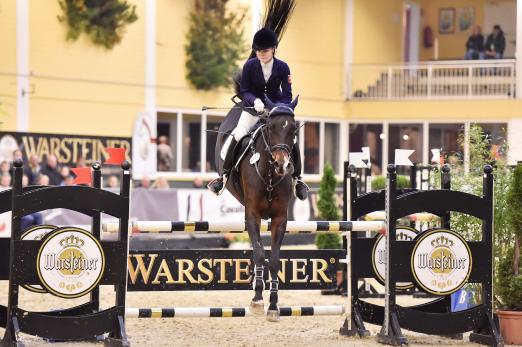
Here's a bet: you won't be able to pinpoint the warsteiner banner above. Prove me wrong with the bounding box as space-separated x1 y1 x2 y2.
0 131 131 165
127 249 345 291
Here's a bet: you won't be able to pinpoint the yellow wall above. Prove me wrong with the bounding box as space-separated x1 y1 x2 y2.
353 0 404 65
156 0 253 111
351 0 404 97
276 0 345 118
26 0 145 136
0 0 18 130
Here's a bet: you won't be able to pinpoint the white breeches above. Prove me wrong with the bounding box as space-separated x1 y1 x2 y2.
233 110 259 141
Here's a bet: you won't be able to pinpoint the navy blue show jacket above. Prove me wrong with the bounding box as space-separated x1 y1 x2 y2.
240 57 292 107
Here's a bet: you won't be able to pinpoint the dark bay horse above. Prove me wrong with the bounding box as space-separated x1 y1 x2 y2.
214 97 298 321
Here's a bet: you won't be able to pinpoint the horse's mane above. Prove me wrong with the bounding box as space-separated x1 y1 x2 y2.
233 0 296 95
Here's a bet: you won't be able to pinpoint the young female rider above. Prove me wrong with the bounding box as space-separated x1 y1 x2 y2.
208 27 308 200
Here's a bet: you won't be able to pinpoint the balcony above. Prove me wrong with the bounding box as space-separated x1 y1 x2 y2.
349 59 516 100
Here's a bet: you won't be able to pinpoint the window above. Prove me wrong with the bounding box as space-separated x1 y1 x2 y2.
304 122 320 174
388 124 423 173
157 112 177 172
477 123 508 161
349 124 383 175
429 123 464 165
324 123 340 173
182 114 201 172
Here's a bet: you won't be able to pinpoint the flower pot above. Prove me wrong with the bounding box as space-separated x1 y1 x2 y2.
497 310 522 345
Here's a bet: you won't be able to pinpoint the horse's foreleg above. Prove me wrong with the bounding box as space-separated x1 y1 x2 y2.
267 216 287 322
246 211 265 315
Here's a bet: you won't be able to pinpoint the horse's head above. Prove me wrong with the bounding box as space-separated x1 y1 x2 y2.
264 96 299 177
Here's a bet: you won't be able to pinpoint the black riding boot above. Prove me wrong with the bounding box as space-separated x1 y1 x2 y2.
292 144 309 200
208 138 238 195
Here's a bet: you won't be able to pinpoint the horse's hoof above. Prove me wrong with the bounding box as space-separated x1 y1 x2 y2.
249 300 264 315
266 310 280 322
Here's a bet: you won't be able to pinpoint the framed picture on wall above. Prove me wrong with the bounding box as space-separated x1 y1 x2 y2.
439 8 455 34
458 7 475 32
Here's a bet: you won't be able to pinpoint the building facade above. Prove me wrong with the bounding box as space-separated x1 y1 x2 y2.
1 0 521 183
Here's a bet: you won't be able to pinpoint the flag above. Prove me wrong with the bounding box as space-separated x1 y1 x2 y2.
71 167 92 185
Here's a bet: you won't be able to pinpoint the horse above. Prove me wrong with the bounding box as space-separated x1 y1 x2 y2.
214 96 299 321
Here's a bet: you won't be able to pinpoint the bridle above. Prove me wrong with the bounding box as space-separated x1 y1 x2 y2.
251 109 297 205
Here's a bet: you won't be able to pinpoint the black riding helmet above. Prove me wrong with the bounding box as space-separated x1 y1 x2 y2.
252 28 278 51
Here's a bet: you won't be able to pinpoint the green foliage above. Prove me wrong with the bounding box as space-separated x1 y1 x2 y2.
371 175 410 191
495 165 522 310
315 163 341 249
185 0 246 90
58 0 138 49
496 247 522 310
444 124 512 306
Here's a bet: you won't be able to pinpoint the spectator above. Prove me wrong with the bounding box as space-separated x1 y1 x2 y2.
0 161 11 178
464 26 484 60
38 174 50 186
484 24 506 59
24 154 41 185
60 166 71 182
157 136 173 171
40 155 62 185
22 174 29 187
12 149 23 161
193 177 204 188
106 175 120 189
0 174 11 189
75 156 87 168
20 174 43 229
152 176 170 189
138 176 151 189
62 175 75 186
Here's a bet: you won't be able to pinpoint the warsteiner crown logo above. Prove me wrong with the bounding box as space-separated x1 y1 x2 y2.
411 229 472 295
37 227 105 298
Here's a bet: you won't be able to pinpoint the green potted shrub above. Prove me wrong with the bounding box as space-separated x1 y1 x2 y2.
315 164 342 294
371 174 410 191
496 164 522 344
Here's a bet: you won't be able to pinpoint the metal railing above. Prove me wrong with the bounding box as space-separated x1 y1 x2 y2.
349 59 516 100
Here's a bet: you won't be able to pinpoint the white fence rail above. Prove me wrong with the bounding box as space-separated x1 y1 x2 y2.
350 59 516 100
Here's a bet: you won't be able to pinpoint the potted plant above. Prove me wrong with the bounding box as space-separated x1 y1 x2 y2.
315 163 342 294
496 164 522 344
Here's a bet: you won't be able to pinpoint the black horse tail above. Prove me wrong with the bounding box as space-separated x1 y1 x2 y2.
248 0 296 59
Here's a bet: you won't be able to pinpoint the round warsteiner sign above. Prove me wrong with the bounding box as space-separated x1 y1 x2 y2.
372 226 418 290
37 227 105 298
411 229 472 295
21 225 58 293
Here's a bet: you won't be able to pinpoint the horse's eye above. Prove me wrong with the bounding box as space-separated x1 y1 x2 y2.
282 120 288 128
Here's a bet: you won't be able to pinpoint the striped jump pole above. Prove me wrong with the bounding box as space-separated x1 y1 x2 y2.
363 211 440 222
102 220 385 234
125 305 345 318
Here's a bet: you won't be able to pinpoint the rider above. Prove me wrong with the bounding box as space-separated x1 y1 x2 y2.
208 27 308 200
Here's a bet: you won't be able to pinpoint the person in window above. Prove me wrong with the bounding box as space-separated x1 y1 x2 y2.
464 26 484 60
208 28 308 200
484 24 506 59
157 135 173 171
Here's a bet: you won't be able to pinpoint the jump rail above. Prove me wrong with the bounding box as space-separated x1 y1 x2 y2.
102 220 386 234
125 305 345 318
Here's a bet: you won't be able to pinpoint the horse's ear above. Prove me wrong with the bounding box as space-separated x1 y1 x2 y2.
264 95 276 110
290 95 299 110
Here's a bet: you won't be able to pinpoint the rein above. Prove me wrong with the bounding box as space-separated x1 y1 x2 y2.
250 113 294 205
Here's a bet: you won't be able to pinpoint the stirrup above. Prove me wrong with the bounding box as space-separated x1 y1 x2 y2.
207 175 228 196
293 178 309 198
